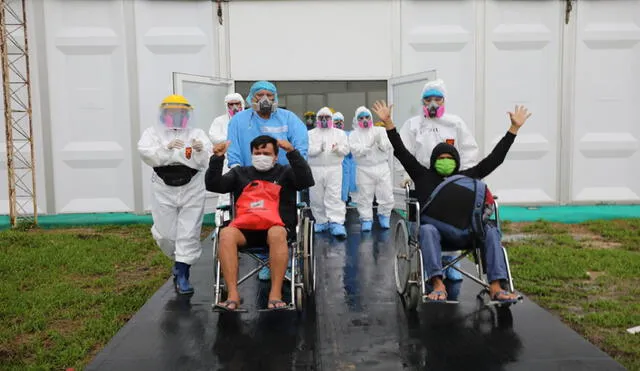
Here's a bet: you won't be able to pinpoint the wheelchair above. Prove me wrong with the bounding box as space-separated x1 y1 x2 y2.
211 192 316 313
394 185 522 311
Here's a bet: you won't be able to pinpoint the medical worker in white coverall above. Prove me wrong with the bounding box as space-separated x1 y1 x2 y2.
398 79 480 284
138 94 213 295
348 106 394 232
308 107 350 238
208 92 245 222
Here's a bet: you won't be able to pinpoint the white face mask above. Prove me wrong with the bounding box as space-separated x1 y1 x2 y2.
252 154 275 172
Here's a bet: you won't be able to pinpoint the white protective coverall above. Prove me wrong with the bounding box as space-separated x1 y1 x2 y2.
208 93 245 217
398 79 479 184
348 107 395 221
138 125 212 265
308 107 350 225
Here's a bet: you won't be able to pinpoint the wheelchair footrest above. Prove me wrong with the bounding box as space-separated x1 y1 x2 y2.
422 295 459 305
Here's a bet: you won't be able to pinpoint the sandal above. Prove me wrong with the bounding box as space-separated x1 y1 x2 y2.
425 290 448 302
490 290 521 304
259 299 291 312
213 300 248 313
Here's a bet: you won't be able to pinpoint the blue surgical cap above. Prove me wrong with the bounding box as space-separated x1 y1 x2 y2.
423 88 444 99
248 80 278 102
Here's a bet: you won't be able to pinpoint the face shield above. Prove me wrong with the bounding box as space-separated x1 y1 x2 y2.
160 106 191 130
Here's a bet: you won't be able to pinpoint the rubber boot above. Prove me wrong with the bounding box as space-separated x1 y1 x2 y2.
173 261 194 295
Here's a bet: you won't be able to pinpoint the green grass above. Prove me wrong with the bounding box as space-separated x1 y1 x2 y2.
0 225 173 371
505 219 640 371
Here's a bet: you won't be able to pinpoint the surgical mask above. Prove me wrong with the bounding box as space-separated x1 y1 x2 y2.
334 120 344 129
424 101 445 118
317 116 333 129
252 154 275 172
434 158 456 176
255 96 275 115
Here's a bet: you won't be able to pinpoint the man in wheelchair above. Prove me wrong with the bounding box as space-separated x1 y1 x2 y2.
205 135 314 311
372 101 532 303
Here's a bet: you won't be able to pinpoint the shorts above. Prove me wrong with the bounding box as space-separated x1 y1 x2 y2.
237 227 294 249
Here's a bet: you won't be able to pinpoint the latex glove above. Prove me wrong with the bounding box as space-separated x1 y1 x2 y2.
401 175 413 188
167 139 184 150
192 139 204 152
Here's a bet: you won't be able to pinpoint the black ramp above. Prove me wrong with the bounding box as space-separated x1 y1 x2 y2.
314 213 626 371
87 212 626 370
86 235 317 371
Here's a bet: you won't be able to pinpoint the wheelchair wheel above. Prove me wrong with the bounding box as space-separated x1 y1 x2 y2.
406 284 420 311
295 286 304 311
302 217 313 295
394 219 410 295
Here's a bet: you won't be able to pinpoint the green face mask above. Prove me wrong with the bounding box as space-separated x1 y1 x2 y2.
434 158 456 176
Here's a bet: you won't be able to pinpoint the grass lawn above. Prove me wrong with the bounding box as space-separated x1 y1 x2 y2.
0 225 181 371
503 219 640 371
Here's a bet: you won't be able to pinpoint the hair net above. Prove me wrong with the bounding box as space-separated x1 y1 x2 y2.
316 107 333 117
352 106 373 124
332 112 344 121
248 80 278 103
224 92 245 108
422 79 447 99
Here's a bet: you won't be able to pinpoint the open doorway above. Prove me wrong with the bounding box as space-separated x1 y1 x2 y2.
234 80 387 126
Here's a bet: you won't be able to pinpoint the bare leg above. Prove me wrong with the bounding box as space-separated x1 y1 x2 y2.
218 227 246 308
267 226 288 308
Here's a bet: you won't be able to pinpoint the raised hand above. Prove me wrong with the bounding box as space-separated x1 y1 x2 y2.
508 105 532 134
277 139 294 153
213 140 230 157
371 100 394 130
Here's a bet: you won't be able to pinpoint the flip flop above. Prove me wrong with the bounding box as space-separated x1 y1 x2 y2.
258 299 292 312
488 290 522 305
213 300 248 313
424 290 458 304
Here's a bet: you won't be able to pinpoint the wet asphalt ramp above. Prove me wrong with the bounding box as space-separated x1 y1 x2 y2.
87 212 625 370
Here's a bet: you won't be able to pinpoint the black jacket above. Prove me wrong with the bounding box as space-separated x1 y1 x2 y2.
388 128 516 225
205 150 315 231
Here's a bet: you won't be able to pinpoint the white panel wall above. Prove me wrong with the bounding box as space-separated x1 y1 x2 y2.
571 0 640 202
42 0 135 213
228 0 393 80
400 0 477 134
482 1 563 204
132 0 218 211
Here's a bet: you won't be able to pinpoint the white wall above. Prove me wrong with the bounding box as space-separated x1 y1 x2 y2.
3 0 639 216
228 0 393 80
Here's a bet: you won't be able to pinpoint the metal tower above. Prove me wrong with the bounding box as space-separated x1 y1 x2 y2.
0 0 37 227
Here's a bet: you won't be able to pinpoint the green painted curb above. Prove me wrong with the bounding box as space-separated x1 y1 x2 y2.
0 212 216 230
1 205 639 230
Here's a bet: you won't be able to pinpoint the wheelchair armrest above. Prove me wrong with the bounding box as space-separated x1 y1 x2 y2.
296 202 307 209
216 205 232 211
